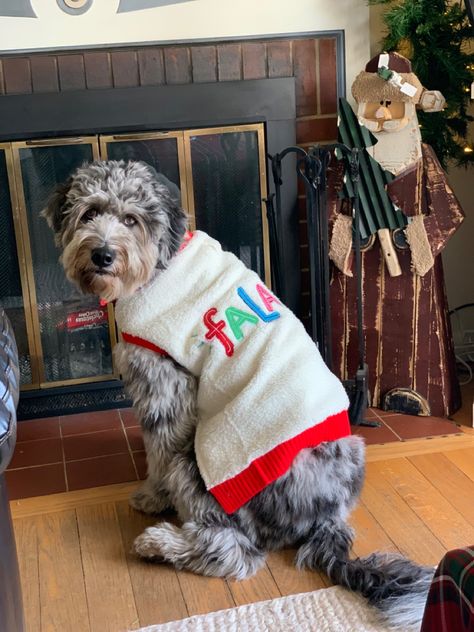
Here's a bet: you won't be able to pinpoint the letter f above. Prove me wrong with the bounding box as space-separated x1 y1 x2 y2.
203 308 235 357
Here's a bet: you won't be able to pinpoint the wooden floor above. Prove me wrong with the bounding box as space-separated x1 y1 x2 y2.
11 431 474 632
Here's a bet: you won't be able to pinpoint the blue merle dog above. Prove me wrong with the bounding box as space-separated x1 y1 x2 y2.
43 159 434 629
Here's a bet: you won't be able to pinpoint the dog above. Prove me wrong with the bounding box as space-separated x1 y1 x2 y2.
43 160 433 629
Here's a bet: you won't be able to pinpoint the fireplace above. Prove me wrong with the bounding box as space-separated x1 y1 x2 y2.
0 33 344 418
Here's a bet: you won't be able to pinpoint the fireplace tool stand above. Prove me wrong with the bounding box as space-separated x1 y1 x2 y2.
265 144 380 427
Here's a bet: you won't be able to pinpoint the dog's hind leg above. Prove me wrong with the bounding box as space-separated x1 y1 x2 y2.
133 521 265 580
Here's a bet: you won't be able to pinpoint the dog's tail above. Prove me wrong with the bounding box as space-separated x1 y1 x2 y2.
296 522 434 629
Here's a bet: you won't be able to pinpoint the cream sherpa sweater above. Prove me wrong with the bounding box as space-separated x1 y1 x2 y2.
115 231 350 513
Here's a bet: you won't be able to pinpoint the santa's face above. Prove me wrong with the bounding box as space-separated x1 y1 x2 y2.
358 101 416 134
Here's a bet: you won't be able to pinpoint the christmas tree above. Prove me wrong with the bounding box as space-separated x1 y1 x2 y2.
369 0 474 168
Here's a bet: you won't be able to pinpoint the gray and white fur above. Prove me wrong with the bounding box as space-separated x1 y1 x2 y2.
43 160 433 629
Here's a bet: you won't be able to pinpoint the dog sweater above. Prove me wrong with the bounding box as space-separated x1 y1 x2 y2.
115 231 351 513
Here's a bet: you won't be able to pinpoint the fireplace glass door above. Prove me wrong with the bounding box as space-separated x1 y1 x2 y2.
3 123 268 390
184 125 269 282
11 137 117 387
100 132 186 208
0 144 35 386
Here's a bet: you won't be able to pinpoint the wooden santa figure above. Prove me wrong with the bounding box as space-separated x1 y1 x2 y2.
329 52 464 417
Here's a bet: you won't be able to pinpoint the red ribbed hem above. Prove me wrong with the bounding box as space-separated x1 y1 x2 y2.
209 410 351 514
122 331 170 357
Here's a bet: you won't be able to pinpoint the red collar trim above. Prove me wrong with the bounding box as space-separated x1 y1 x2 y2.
179 230 194 252
121 332 170 357
100 298 115 307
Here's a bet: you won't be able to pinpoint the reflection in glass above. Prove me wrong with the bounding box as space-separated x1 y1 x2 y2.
106 137 182 204
18 144 113 382
0 149 32 384
189 131 264 277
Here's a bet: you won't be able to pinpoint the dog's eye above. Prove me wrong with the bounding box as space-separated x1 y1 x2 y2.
123 215 137 227
82 208 98 222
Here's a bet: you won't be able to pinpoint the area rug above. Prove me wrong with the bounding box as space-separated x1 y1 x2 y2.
135 585 409 632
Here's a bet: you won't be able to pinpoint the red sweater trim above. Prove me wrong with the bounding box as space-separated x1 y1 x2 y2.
209 410 351 514
121 331 170 357
179 230 194 251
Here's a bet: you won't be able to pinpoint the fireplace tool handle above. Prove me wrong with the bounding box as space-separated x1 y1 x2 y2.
346 147 379 428
267 144 379 427
262 192 283 297
266 146 333 368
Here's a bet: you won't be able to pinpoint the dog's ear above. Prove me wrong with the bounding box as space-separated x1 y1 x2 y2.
166 194 188 255
41 177 73 235
141 163 188 258
151 171 182 206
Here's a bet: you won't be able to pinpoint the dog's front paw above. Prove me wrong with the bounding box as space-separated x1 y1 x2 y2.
130 483 171 515
134 527 166 561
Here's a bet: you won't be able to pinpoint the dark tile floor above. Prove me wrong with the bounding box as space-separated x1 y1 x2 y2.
6 406 462 500
6 408 145 500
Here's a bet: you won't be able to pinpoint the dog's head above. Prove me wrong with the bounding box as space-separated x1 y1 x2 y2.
42 160 187 302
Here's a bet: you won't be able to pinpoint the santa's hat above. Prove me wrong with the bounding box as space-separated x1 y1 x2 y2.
352 52 423 104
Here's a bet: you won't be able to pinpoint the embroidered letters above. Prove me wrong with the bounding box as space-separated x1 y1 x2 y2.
203 308 235 357
225 307 259 341
203 285 281 355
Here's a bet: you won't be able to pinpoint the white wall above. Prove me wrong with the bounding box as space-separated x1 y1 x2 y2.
0 0 370 97
441 160 474 309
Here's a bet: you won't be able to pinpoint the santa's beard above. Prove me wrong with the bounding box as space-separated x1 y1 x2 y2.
358 116 410 133
357 103 422 174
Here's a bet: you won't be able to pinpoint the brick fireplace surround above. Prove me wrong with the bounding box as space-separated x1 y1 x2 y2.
0 33 342 322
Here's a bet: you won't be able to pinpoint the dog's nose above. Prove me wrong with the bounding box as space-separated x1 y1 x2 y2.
91 247 116 268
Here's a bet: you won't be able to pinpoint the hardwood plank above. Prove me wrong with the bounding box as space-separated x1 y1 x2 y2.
444 447 474 482
37 510 90 632
115 501 189 627
266 549 329 595
13 432 474 632
13 516 40 632
10 482 139 519
176 571 235 617
365 433 474 462
76 503 139 632
227 564 281 606
409 451 474 525
350 502 400 558
362 462 446 565
368 459 474 550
